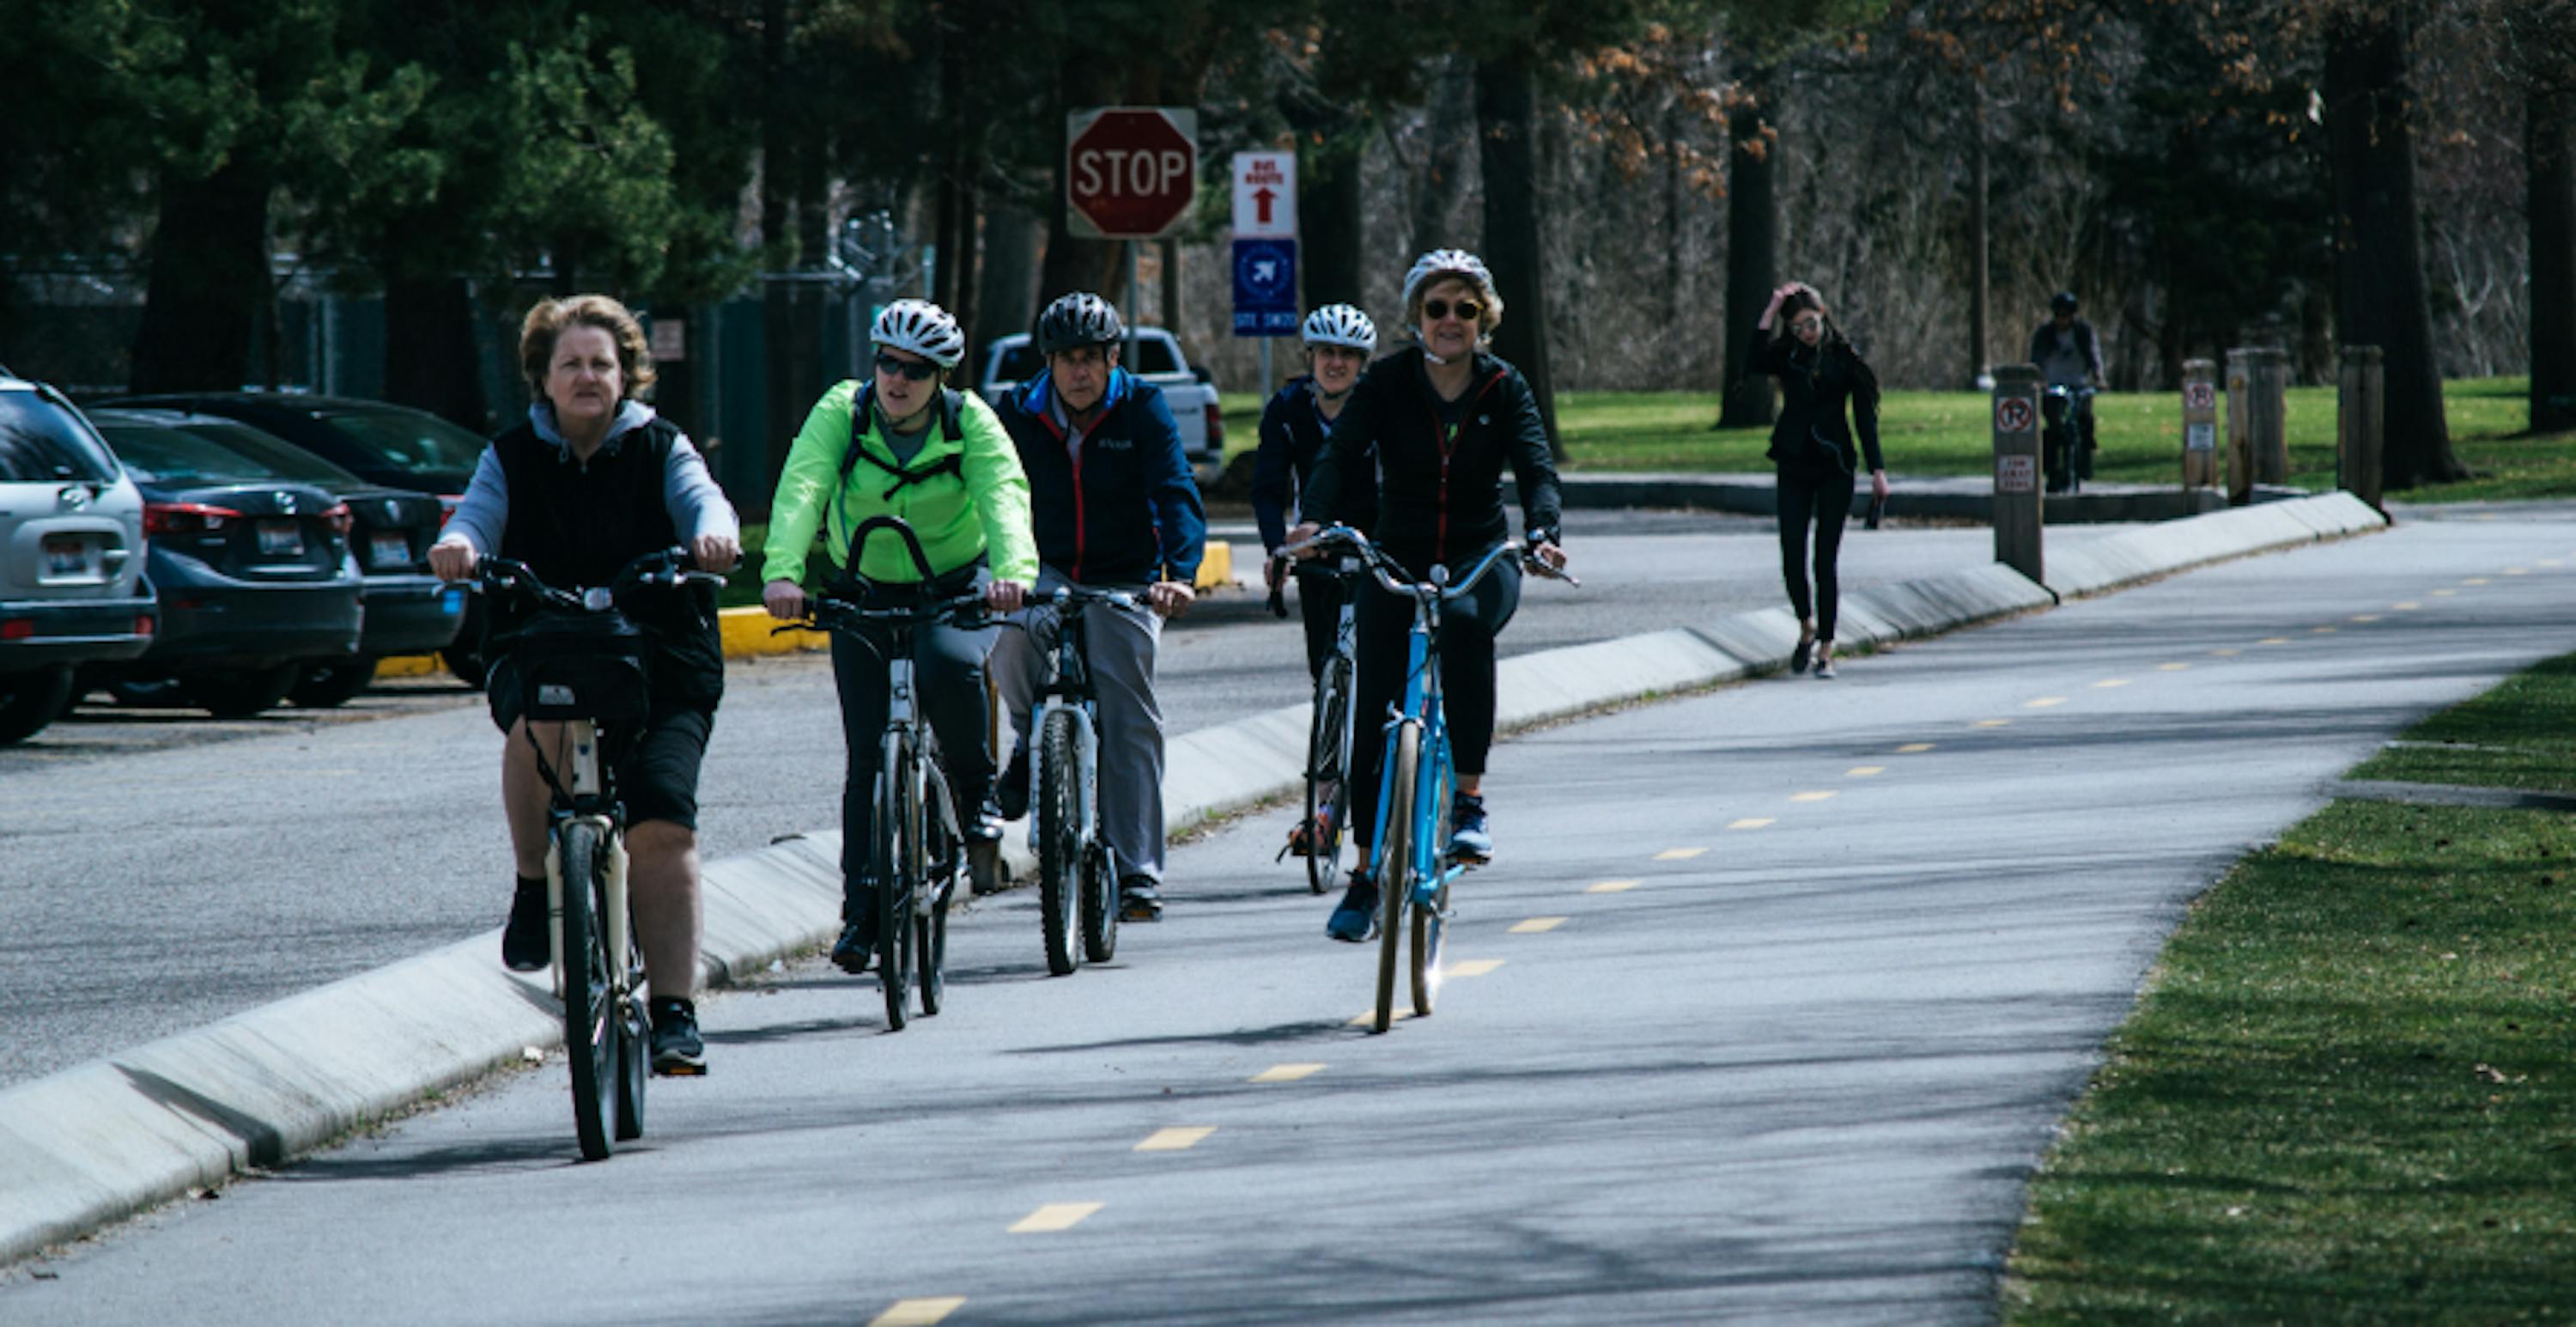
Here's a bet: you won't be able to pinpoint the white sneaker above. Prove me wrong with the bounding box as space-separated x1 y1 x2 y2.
1814 640 1837 679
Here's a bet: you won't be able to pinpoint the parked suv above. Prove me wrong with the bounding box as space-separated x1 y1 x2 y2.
0 374 155 745
978 328 1224 485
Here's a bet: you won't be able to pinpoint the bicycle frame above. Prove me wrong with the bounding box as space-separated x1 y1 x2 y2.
1023 593 1103 866
1363 545 1516 904
541 721 629 1001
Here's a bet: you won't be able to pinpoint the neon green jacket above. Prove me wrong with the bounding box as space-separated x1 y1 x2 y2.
762 380 1040 587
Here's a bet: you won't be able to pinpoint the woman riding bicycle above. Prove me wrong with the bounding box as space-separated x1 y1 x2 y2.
762 300 1037 975
429 294 741 1076
1287 249 1566 944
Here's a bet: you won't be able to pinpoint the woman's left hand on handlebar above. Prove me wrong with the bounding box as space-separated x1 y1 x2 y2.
1148 580 1195 618
1870 469 1891 502
986 579 1027 613
691 532 742 575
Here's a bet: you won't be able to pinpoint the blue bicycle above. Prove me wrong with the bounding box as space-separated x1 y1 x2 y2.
1287 527 1576 1033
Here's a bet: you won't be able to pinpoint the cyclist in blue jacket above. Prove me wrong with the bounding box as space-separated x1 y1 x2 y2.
987 292 1206 922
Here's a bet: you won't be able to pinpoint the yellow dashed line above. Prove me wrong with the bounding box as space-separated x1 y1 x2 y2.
1448 959 1505 977
1586 880 1639 893
2351 614 2380 623
2211 648 2241 656
1896 742 1935 754
1726 817 1775 831
2506 568 2530 575
1790 790 1838 802
1974 718 2012 727
1654 847 1707 861
1011 1203 1103 1233
2093 679 2130 689
2542 559 2563 568
2464 577 2491 586
2159 663 2190 672
1251 1063 1322 1083
1135 1128 1216 1153
1847 765 1886 777
2026 697 2067 708
2256 637 2291 646
1510 916 1568 934
2404 598 2433 606
2311 626 2337 634
871 1298 967 1327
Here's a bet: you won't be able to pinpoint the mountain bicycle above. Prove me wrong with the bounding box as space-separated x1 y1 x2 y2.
791 516 986 1031
2044 383 2099 495
1270 552 1361 894
1010 583 1137 977
477 546 721 1161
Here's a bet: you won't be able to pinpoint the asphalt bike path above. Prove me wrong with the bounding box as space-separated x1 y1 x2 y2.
7 511 2564 1323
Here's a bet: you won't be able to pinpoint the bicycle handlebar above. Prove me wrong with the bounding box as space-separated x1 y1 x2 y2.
1281 526 1580 597
840 514 942 584
472 547 724 612
782 589 991 637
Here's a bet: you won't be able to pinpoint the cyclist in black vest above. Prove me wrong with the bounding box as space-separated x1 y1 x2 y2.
430 295 741 1075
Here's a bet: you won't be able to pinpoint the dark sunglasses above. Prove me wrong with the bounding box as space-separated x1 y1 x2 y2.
875 351 940 382
1423 298 1483 324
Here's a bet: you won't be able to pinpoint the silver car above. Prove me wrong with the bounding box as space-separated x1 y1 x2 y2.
0 371 154 745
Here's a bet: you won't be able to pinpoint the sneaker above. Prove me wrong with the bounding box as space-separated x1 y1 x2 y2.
1326 874 1379 943
963 795 1005 845
831 885 878 973
1118 874 1163 922
1447 793 1493 862
501 875 549 972
994 745 1030 820
1814 640 1837 679
1789 634 1814 674
648 996 706 1075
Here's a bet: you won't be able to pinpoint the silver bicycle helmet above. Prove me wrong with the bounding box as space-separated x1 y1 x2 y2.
1035 292 1125 354
1300 303 1377 352
1400 249 1498 310
871 299 967 368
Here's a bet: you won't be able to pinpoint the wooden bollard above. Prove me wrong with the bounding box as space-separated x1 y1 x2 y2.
2338 344 2385 511
2224 348 2287 503
1992 363 2043 583
2181 358 2218 490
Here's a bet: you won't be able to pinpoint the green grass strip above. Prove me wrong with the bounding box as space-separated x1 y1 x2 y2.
2005 662 2576 1324
2347 654 2576 794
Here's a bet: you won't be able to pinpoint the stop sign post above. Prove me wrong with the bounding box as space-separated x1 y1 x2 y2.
1066 107 1200 240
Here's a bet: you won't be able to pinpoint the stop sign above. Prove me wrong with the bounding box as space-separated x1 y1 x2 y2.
1066 107 1200 240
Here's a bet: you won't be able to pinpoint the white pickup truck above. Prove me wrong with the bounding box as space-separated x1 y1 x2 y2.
976 328 1224 486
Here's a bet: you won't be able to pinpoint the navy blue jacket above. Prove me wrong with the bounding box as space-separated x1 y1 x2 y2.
993 368 1206 586
1250 375 1378 554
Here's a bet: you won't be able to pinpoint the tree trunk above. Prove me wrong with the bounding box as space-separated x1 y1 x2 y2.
952 186 981 351
384 274 489 432
1412 58 1478 256
2530 85 2576 433
976 202 1044 355
1474 54 1559 458
130 162 271 393
1717 68 1777 430
1966 84 1990 387
2324 9 2464 486
1662 104 1684 333
1300 131 1367 308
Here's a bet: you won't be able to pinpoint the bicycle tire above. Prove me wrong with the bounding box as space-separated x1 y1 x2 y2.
559 821 617 1160
1081 838 1119 963
1412 739 1455 1019
1304 657 1352 894
916 754 952 1017
614 842 647 1140
874 750 913 1032
1036 708 1082 977
1374 725 1419 1034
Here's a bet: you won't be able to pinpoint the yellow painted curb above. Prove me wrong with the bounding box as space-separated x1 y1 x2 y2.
377 654 444 679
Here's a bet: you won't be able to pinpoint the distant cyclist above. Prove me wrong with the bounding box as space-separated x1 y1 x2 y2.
762 299 1036 974
2029 289 2104 493
987 292 1206 923
430 294 741 1076
1287 249 1565 944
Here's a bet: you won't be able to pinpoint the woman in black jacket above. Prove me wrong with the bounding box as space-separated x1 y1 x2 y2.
1749 281 1887 679
1291 249 1566 943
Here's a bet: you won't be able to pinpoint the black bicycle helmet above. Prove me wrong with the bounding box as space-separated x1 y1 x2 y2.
2050 290 2080 314
1035 292 1124 354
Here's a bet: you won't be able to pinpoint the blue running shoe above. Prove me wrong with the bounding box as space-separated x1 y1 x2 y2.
1447 793 1492 861
1326 874 1379 943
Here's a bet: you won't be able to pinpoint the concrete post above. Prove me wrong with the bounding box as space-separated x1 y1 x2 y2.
2338 344 2385 511
2180 358 2219 489
1992 363 2044 583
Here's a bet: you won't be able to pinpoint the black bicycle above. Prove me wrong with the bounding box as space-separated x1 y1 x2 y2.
2044 383 2099 495
1270 553 1362 894
476 547 721 1161
792 516 987 1031
1010 583 1137 977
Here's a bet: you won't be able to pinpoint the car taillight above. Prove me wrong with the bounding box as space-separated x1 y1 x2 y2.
143 502 244 536
321 502 353 536
1 619 31 641
1204 401 1224 447
438 494 464 527
135 616 155 637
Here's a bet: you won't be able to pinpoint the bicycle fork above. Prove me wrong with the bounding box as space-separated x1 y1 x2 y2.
1023 699 1103 861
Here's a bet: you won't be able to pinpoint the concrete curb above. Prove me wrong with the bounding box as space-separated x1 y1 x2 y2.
0 496 2385 1269
1558 471 2314 525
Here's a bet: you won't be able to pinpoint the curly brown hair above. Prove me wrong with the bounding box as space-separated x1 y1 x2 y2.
519 295 656 402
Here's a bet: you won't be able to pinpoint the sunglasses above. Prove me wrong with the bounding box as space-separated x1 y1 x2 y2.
875 351 940 382
1423 298 1483 324
1789 315 1824 332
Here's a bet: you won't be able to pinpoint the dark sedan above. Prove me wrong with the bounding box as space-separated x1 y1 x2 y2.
80 421 366 717
87 408 463 705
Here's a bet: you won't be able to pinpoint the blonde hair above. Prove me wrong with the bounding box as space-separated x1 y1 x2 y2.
1405 273 1504 342
519 295 656 401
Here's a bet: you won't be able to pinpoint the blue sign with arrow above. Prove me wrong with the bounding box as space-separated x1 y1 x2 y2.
1231 238 1298 338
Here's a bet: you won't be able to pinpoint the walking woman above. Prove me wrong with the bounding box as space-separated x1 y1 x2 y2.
1749 281 1887 679
1288 249 1565 944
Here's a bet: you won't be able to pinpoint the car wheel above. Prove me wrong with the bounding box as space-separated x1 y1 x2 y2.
291 656 379 708
0 667 75 746
180 664 301 718
106 677 188 708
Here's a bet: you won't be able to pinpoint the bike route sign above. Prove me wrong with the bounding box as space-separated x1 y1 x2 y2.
1232 237 1298 337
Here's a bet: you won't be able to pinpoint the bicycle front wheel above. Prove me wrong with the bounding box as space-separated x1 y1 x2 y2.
1374 724 1419 1034
1304 656 1352 894
874 753 914 1032
916 756 953 1017
558 821 617 1160
1036 709 1082 977
1412 738 1455 1019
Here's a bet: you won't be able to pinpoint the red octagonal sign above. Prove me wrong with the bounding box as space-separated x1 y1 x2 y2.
1066 107 1199 240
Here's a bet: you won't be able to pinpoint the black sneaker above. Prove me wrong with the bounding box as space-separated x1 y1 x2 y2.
648 996 706 1075
1118 874 1163 922
967 798 1007 896
995 746 1030 820
501 875 549 972
831 886 878 973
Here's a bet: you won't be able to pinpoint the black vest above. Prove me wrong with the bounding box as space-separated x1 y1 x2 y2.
486 417 723 707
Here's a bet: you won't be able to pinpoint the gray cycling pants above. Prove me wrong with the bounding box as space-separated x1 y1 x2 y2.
988 569 1167 882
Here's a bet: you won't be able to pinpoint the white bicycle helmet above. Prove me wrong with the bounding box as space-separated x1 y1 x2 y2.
1036 291 1125 354
1400 249 1498 309
872 299 967 368
1300 304 1376 352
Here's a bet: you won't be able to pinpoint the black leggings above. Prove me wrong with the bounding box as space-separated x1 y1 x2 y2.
829 569 996 909
1777 464 1856 639
1348 556 1521 852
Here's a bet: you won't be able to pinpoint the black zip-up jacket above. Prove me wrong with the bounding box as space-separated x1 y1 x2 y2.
1749 330 1884 476
1250 375 1378 553
1303 347 1562 578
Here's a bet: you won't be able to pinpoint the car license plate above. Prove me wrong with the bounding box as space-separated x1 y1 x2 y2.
43 536 88 575
258 520 304 557
370 531 411 568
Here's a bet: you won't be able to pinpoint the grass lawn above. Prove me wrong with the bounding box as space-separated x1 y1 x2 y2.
2002 656 2576 1323
1226 377 2576 502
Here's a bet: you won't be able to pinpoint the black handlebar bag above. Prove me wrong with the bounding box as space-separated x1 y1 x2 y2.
516 612 653 723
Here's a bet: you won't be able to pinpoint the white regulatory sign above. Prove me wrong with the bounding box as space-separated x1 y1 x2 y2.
1997 454 2037 494
2186 422 2216 452
1232 152 1297 239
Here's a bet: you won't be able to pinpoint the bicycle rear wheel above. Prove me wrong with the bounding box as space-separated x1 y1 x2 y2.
874 752 914 1031
916 757 953 1017
614 863 647 1141
1411 740 1455 1019
1374 725 1419 1034
1036 709 1082 976
558 821 617 1160
1304 656 1352 894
